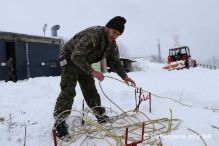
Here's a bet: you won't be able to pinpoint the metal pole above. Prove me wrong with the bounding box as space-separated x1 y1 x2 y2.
25 42 30 78
24 124 27 146
52 128 58 146
157 39 161 63
135 88 137 108
149 92 151 113
82 99 85 126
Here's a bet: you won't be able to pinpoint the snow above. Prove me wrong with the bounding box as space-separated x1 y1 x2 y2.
0 60 219 146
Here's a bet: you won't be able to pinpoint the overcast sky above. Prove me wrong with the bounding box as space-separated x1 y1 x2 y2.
0 0 218 61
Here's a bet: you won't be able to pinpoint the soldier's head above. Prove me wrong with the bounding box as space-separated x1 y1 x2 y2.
105 16 126 42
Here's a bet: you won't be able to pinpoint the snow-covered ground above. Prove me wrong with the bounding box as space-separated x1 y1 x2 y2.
0 60 219 146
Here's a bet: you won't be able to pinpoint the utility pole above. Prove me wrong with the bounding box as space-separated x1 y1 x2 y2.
157 38 162 63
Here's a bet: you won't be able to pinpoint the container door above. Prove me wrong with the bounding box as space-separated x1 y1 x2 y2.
0 40 6 80
15 41 28 80
28 42 60 77
28 42 47 77
45 44 60 76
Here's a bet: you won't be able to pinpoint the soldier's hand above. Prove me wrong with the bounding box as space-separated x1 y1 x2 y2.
91 70 105 81
123 76 136 87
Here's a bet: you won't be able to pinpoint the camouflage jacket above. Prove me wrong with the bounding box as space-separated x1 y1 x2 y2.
6 60 13 71
60 26 127 79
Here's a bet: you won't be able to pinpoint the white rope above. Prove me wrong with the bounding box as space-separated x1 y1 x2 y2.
53 75 183 146
55 109 181 146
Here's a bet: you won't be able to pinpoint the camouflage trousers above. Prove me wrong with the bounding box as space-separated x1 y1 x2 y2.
6 70 16 82
53 64 105 122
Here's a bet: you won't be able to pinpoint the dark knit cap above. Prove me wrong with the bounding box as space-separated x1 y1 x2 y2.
106 16 126 34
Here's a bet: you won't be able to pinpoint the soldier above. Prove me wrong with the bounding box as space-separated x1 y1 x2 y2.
6 57 15 82
53 16 136 138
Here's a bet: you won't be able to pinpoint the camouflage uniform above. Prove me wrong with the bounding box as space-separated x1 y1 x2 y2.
6 58 15 82
53 26 127 122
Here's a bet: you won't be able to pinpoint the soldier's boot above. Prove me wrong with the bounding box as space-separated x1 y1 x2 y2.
95 114 110 123
54 120 69 138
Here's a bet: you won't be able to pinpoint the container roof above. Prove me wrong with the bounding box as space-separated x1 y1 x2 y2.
0 31 62 44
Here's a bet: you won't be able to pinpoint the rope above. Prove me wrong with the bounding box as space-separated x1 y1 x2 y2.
53 75 217 145
54 109 181 146
106 76 219 112
103 76 193 107
187 128 208 146
103 76 216 109
211 125 219 130
53 75 183 146
98 81 135 124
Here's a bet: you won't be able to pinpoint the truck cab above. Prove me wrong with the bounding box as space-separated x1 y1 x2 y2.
163 46 196 70
168 46 191 63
